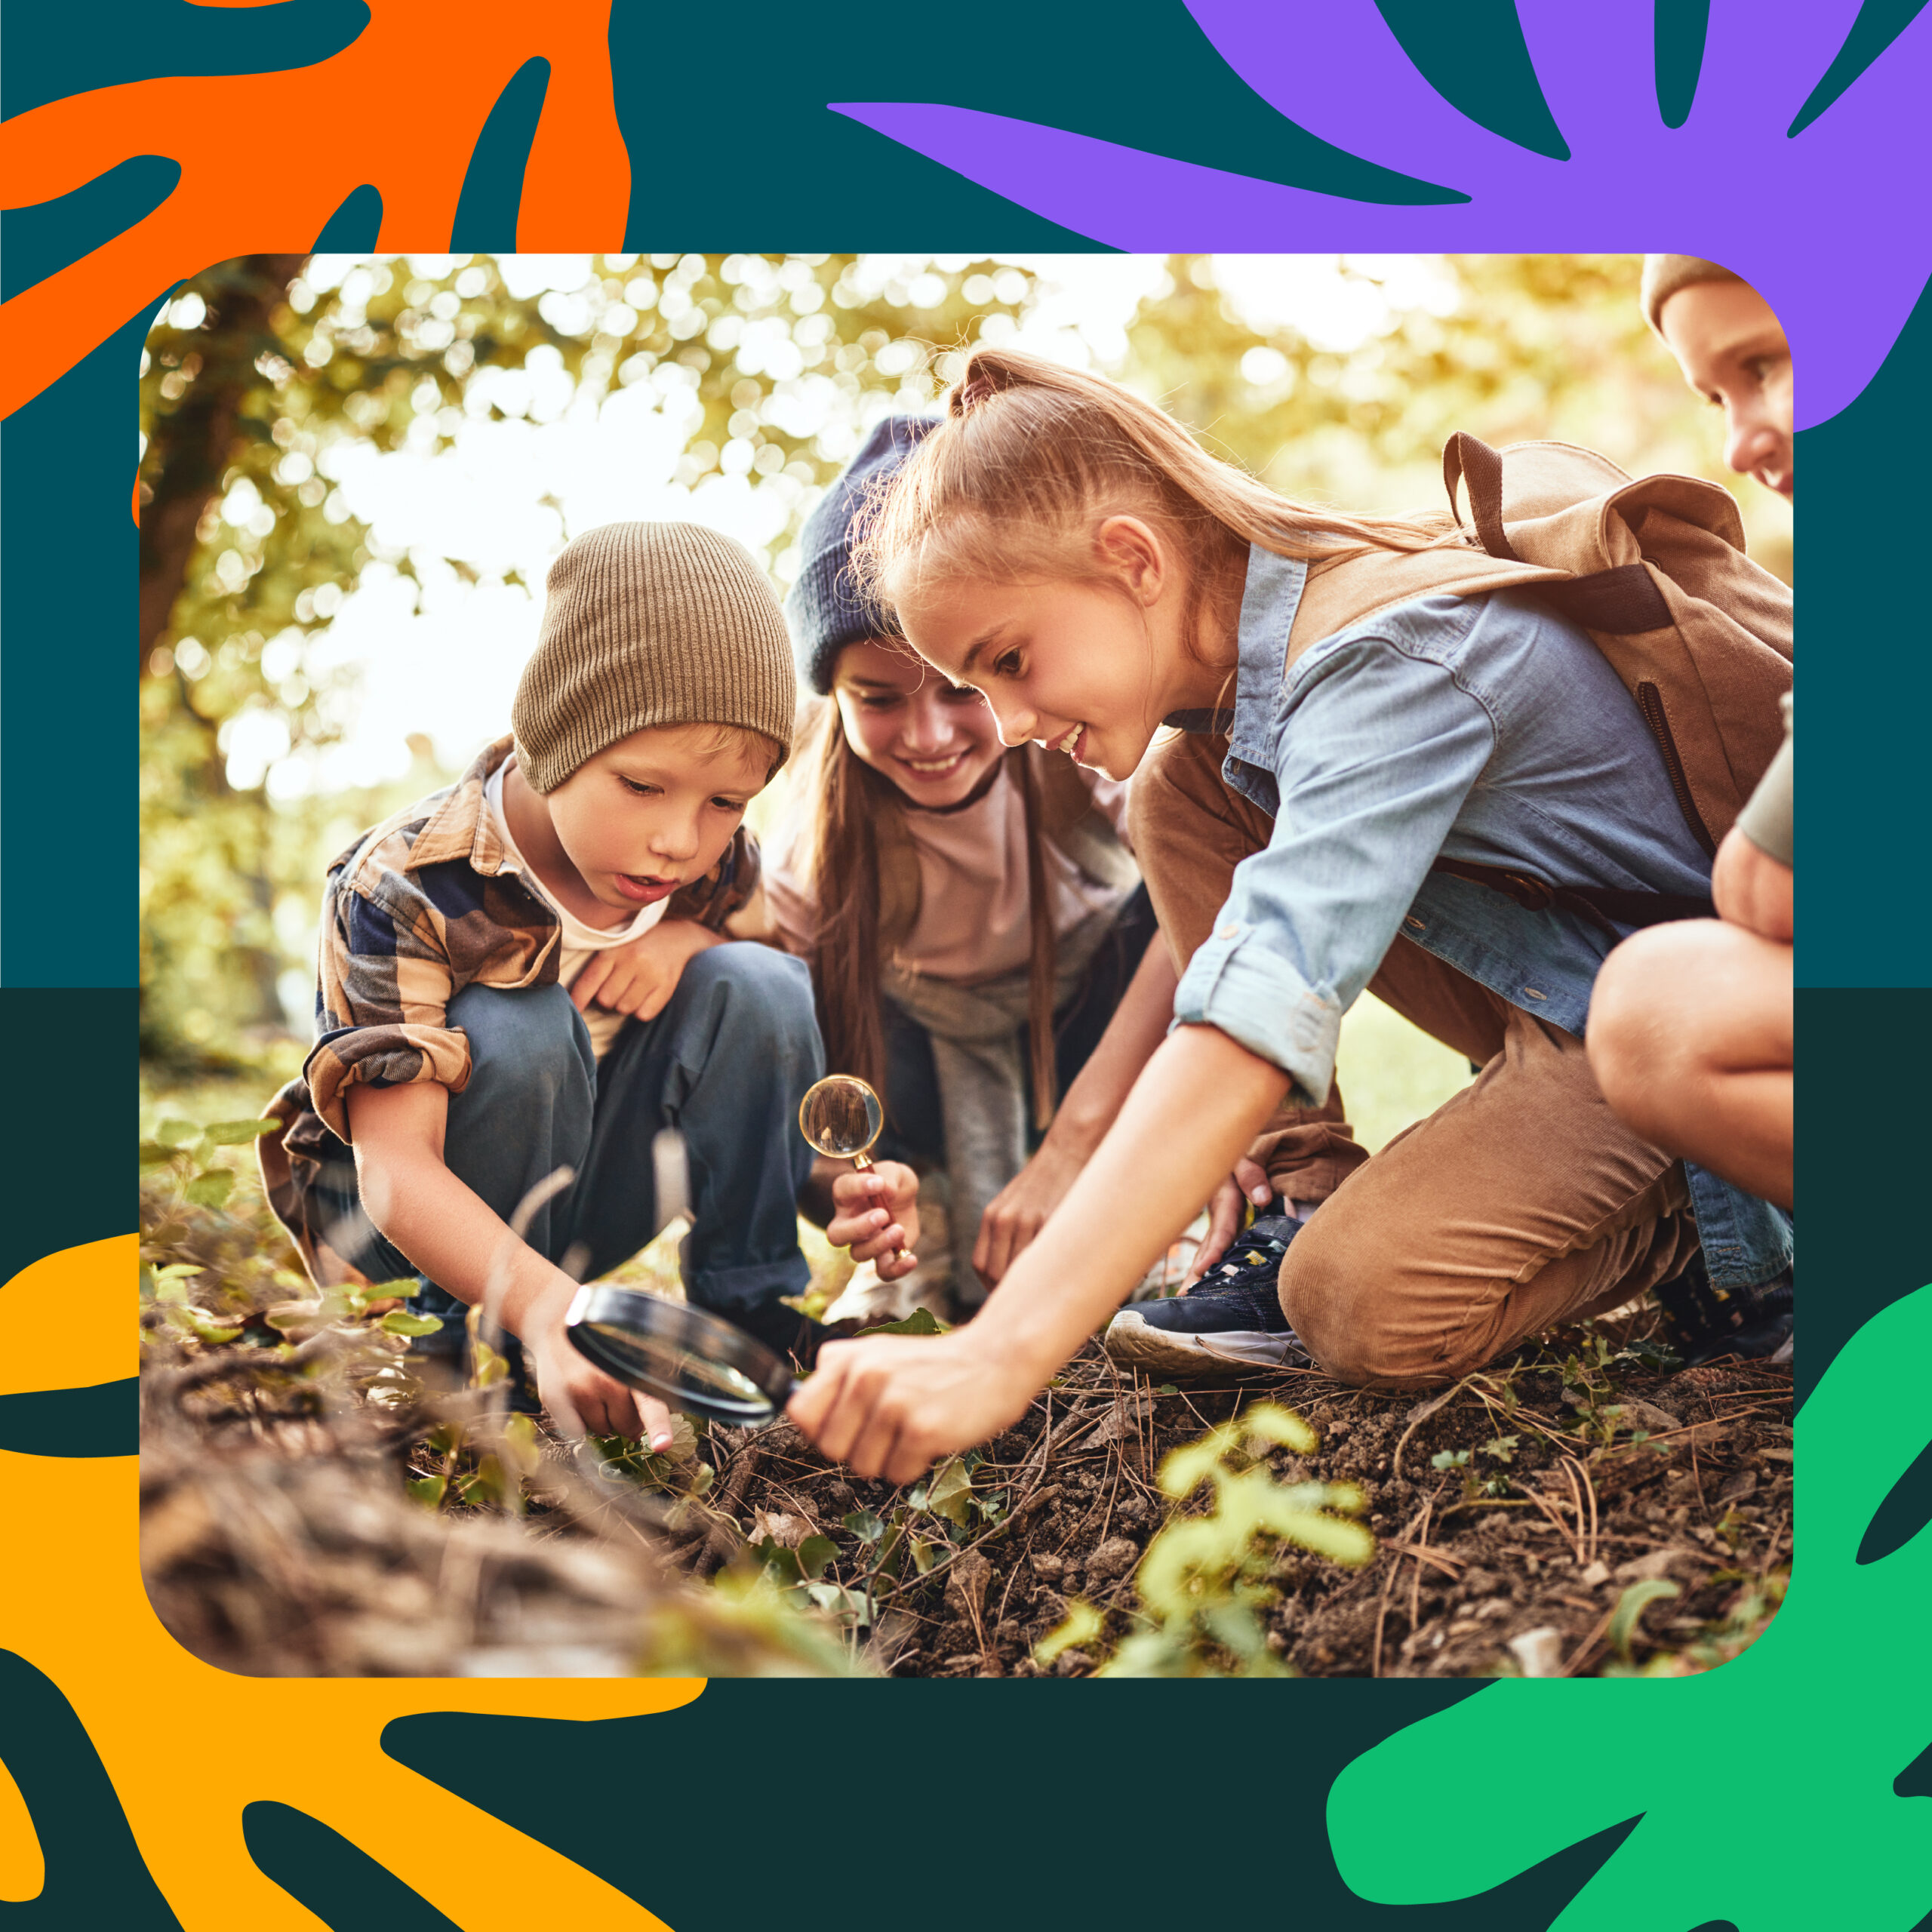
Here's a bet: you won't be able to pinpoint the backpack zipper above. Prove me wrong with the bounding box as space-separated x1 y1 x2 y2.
1635 681 1715 857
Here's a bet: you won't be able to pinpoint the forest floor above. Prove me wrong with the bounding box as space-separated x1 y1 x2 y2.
139 1069 1791 1680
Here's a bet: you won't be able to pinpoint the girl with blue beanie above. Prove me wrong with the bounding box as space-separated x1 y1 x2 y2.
771 417 1356 1307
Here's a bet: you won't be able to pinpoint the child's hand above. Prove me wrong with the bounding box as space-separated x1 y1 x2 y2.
523 1300 678 1451
972 1139 1084 1287
571 920 721 1021
1180 1155 1275 1289
1711 825 1793 945
788 1327 1038 1483
827 1162 921 1280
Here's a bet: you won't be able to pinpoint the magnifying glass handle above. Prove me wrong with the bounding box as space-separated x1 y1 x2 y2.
849 1151 918 1268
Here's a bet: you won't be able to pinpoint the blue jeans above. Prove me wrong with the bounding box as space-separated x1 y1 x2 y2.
330 943 824 1355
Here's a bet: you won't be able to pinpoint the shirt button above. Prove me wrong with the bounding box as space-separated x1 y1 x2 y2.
1403 915 1425 931
1523 987 1547 1000
1218 922 1240 939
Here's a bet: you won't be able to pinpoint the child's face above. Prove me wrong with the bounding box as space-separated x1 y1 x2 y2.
897 560 1178 784
1659 281 1795 500
831 638 1005 806
542 724 770 915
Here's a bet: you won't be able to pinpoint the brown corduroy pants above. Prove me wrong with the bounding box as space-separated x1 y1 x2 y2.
1129 731 1701 1389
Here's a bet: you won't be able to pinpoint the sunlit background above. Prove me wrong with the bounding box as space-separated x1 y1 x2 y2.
139 250 1792 1127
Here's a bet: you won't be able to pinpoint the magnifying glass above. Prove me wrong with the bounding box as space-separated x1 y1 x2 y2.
565 1284 798 1428
798 1074 915 1267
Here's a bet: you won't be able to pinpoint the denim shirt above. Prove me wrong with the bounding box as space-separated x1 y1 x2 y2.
1171 546 1791 1289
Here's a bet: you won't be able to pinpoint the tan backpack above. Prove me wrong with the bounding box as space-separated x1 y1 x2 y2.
1282 435 1792 879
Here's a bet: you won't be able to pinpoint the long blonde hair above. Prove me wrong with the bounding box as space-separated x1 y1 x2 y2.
851 346 1457 651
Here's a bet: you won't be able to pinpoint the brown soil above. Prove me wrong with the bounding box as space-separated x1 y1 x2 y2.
679 1315 1793 1679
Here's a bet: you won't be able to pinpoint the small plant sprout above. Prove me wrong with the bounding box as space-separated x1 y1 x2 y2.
140 1115 284 1211
1088 1402 1374 1678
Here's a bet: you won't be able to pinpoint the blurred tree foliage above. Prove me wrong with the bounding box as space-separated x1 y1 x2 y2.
140 251 1788 1069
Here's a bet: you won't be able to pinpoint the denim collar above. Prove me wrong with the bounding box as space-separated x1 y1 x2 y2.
1161 544 1307 759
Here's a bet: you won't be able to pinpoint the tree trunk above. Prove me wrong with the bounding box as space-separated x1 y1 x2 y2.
138 252 306 669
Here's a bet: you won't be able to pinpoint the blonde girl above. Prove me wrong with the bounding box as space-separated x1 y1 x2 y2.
789 349 1792 1481
769 417 1355 1303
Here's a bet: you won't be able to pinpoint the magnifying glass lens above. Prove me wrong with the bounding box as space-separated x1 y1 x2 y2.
579 1321 773 1409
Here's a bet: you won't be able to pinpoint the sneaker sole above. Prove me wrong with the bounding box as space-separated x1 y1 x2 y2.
1103 1309 1303 1380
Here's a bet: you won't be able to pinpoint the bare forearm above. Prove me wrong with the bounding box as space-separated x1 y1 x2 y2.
1043 935 1180 1155
358 1143 574 1343
968 1023 1288 1372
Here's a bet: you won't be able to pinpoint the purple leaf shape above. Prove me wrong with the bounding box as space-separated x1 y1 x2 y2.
832 0 1932 426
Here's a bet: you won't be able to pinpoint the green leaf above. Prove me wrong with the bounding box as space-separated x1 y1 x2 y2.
856 1306 949 1337
1431 1449 1471 1470
407 1474 448 1509
1033 1598 1106 1666
165 1304 245 1346
140 1141 186 1168
1479 1435 1518 1463
797 1535 838 1580
202 1117 285 1145
843 1509 885 1544
924 1456 974 1529
1241 1402 1319 1455
910 1537 941 1576
155 1118 201 1146
1608 1578 1681 1662
501 1412 544 1478
1155 1383 1180 1395
147 1263 200 1305
183 1169 235 1209
380 1309 445 1337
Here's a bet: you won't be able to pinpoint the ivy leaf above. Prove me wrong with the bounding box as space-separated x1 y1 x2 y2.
856 1306 949 1337
501 1412 544 1478
797 1535 838 1581
843 1509 885 1544
407 1474 448 1509
183 1169 235 1209
925 1456 974 1529
380 1309 445 1337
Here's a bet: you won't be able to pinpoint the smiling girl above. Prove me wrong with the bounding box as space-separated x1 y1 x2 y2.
765 417 1360 1308
787 351 1792 1482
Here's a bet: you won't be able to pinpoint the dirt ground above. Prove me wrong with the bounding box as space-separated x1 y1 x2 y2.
140 1158 1791 1679
683 1315 1792 1678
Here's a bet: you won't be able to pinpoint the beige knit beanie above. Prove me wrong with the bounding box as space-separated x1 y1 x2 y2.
512 521 797 792
1641 254 1746 335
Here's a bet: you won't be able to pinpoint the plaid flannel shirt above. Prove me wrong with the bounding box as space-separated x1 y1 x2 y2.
258 734 759 1282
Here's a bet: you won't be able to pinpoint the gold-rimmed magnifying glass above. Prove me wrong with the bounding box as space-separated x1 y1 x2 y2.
798 1074 915 1268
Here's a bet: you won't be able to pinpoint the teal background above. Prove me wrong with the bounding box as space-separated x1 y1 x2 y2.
3 1 1926 1924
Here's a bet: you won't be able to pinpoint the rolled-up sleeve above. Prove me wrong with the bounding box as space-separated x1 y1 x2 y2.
306 880 472 1141
1172 638 1496 1104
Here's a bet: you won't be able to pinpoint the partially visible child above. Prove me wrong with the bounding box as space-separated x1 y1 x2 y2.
260 523 850 1444
786 349 1792 1483
1587 255 1795 1227
765 417 1360 1306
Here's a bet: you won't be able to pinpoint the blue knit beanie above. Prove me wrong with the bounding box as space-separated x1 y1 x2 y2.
786 412 938 694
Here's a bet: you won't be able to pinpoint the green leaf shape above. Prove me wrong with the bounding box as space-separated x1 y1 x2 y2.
140 1140 184 1167
1326 1282 1932 1930
154 1118 200 1146
406 1474 448 1509
796 1535 838 1581
164 1303 245 1346
855 1306 949 1337
145 1263 201 1305
379 1309 444 1337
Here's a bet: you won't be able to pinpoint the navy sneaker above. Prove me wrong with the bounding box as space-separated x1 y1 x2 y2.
1104 1214 1312 1377
1652 1253 1792 1367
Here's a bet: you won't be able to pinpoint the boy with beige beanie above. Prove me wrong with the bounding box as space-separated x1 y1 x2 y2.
260 521 850 1445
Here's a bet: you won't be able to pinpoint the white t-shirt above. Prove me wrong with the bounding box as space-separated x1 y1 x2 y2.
485 758 667 1058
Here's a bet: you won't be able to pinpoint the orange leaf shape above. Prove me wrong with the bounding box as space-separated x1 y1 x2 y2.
0 0 629 419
